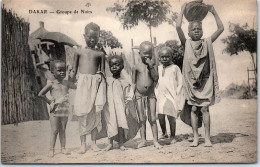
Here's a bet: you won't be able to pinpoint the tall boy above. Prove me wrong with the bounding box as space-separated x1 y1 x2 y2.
70 22 106 153
176 3 224 147
132 41 162 149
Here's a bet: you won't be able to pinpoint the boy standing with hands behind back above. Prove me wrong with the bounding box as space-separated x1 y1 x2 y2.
176 3 224 147
70 22 106 153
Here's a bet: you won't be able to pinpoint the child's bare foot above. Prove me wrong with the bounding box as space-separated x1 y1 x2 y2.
61 148 70 155
104 144 113 151
137 140 146 148
91 144 101 152
188 136 193 142
120 145 128 151
170 138 177 144
159 134 168 139
78 144 86 154
190 139 199 147
204 139 212 147
48 149 54 157
153 141 163 149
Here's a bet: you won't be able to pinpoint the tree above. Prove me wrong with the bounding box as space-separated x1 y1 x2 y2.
157 40 184 70
107 0 177 43
99 30 123 49
222 22 257 85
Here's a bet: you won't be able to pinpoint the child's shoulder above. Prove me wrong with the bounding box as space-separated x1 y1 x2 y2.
76 48 104 57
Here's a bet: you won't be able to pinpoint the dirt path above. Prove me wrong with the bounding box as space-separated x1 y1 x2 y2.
1 98 257 163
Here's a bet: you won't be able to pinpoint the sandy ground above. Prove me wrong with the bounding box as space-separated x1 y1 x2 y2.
1 98 257 164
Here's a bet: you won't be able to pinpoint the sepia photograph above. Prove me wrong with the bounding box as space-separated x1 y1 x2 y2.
1 0 258 164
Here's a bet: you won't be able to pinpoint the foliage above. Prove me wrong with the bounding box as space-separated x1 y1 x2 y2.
106 0 177 42
220 83 257 99
99 30 123 49
157 40 184 70
107 0 177 29
222 23 257 55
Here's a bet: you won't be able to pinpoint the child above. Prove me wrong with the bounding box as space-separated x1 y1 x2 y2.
176 3 224 147
155 47 183 143
38 60 75 157
69 22 106 153
132 41 162 149
104 55 139 151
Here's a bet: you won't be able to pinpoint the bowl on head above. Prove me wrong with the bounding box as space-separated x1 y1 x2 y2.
184 1 208 22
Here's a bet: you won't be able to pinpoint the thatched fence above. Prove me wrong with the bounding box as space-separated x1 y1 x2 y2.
1 7 49 125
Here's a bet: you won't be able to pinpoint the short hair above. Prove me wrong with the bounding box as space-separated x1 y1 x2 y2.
139 41 154 52
188 20 202 31
108 55 124 66
158 46 173 56
50 60 65 72
85 22 100 34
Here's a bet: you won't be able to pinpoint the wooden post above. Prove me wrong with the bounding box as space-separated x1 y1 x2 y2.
131 38 135 66
247 67 250 87
153 37 159 66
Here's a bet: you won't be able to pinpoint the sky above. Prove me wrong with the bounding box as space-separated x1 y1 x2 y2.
2 0 258 90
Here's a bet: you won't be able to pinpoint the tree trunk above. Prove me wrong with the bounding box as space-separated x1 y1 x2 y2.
149 26 152 43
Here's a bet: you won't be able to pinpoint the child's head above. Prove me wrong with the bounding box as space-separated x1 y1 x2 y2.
158 47 173 66
84 22 100 48
188 21 203 41
50 60 66 81
108 55 124 76
139 41 153 63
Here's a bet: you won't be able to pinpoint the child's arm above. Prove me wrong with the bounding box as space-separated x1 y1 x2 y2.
176 3 187 46
176 67 183 95
70 51 80 82
38 83 52 104
208 5 224 43
68 80 77 89
125 84 134 104
131 66 137 92
145 58 159 82
100 53 106 75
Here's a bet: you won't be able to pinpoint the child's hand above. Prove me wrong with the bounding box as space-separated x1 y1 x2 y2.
144 57 153 67
50 101 58 113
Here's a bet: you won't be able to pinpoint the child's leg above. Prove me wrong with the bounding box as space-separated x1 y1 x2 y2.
79 135 86 154
49 115 60 157
118 127 127 151
136 98 147 148
90 127 101 151
59 117 70 154
167 115 176 138
201 106 212 147
167 115 176 144
105 138 113 151
190 106 199 147
158 114 168 139
148 98 162 149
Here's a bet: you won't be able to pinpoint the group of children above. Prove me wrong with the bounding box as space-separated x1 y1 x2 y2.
38 3 224 157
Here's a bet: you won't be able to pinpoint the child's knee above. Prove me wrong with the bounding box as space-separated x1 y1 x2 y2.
167 115 175 122
139 114 147 123
51 128 59 135
191 106 197 113
148 117 156 125
158 114 165 120
201 106 209 113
